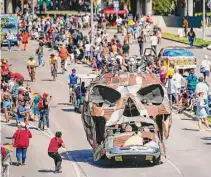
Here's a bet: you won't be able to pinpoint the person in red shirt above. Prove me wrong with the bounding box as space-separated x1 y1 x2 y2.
12 123 32 166
58 44 69 71
48 131 65 173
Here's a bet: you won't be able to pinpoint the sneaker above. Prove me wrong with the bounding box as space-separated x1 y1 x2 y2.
22 162 25 165
199 128 205 131
16 162 21 166
206 128 211 131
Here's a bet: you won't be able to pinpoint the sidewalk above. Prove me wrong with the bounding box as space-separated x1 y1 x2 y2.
162 27 211 41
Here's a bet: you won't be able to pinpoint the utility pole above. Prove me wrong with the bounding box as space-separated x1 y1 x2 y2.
32 0 34 17
91 0 94 44
203 0 206 40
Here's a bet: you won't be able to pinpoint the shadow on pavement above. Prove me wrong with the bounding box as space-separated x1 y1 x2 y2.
41 79 53 82
61 108 74 112
200 137 211 140
4 136 13 139
38 169 55 173
61 149 156 169
182 128 199 131
58 103 71 106
7 123 18 127
204 143 211 145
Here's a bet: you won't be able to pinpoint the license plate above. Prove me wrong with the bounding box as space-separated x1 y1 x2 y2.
115 156 123 161
145 155 153 161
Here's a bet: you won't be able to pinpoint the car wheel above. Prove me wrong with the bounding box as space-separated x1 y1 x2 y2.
153 155 161 165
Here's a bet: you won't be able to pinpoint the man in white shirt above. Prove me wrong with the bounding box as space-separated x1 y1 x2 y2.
195 77 209 100
165 75 177 107
116 16 122 33
173 69 185 104
201 55 211 81
150 32 158 55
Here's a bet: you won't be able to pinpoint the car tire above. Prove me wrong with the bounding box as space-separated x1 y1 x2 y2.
153 155 161 165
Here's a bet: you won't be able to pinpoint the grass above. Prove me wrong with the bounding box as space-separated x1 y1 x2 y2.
208 117 211 124
162 32 211 47
195 12 211 17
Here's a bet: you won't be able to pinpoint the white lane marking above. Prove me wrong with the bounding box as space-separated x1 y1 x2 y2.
28 123 81 177
166 157 184 177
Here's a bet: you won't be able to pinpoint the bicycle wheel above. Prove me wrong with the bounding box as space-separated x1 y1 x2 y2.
30 73 34 82
52 68 56 81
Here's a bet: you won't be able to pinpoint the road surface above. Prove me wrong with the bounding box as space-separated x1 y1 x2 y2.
1 30 211 177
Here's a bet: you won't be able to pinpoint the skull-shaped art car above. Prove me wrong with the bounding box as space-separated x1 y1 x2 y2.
81 72 172 164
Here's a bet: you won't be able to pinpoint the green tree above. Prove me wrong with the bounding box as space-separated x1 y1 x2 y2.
153 0 173 15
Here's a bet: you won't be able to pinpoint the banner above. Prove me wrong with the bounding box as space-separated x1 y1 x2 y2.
0 14 18 35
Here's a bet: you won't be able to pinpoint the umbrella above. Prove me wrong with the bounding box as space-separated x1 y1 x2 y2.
11 73 24 80
1 144 14 152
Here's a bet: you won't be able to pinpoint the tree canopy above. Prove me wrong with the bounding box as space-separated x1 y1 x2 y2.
153 0 173 15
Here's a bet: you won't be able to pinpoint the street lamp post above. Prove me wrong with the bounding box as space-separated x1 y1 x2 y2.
91 0 94 44
203 0 206 40
32 0 34 17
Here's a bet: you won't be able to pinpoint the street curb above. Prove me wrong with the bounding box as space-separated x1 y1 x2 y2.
162 37 204 49
172 106 196 120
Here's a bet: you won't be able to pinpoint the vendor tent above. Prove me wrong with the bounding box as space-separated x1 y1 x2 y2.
101 5 128 15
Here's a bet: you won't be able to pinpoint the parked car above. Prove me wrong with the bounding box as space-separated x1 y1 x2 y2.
158 47 197 72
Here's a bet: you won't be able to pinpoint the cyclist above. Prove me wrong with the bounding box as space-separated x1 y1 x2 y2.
75 82 86 110
49 53 58 76
68 69 78 103
27 56 36 80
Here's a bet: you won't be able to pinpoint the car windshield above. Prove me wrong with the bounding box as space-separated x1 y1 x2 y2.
163 49 194 57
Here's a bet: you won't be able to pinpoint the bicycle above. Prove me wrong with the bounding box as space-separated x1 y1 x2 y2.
52 64 57 81
29 66 35 82
69 84 76 105
61 60 65 74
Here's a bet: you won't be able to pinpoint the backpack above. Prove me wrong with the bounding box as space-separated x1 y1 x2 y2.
37 97 43 110
24 92 30 102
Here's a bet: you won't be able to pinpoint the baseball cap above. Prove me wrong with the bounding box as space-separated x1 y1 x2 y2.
204 55 208 60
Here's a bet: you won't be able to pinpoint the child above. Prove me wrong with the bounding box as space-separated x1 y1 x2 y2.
196 92 210 131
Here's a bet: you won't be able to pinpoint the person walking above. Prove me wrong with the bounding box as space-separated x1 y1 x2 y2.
150 32 158 55
16 30 22 51
36 42 44 67
22 31 29 51
48 132 65 173
122 41 130 57
38 93 52 131
196 92 211 131
183 17 188 37
200 55 211 82
12 122 32 166
187 28 196 47
6 30 14 51
165 75 176 108
138 31 145 56
58 44 69 71
1 144 13 177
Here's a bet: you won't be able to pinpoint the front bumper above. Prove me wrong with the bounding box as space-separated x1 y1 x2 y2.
106 146 161 160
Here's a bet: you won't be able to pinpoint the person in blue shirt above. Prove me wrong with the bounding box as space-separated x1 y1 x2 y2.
68 69 78 103
186 69 198 94
17 101 27 123
75 82 86 109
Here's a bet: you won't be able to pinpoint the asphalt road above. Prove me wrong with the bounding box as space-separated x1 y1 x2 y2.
1 30 211 177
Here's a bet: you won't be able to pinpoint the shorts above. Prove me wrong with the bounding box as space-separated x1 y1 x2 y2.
33 107 40 115
203 70 210 77
85 51 91 57
2 101 11 109
168 94 176 102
